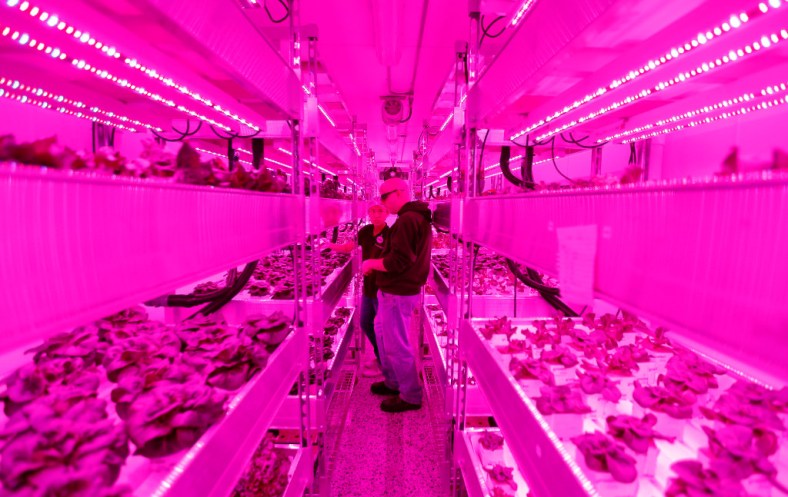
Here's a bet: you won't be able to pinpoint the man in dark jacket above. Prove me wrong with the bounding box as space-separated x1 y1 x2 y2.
361 178 433 412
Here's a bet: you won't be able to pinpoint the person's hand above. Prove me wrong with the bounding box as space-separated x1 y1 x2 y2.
361 259 375 276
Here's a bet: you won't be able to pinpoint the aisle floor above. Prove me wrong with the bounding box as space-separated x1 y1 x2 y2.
330 351 448 497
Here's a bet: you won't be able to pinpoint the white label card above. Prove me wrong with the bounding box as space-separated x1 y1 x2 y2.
556 225 598 305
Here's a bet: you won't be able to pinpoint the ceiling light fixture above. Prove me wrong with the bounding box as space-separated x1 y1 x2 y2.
371 0 404 66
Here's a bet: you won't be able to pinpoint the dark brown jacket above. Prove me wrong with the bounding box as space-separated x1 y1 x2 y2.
376 201 433 296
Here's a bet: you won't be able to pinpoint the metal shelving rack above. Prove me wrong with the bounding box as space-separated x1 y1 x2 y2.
440 0 788 495
0 0 367 495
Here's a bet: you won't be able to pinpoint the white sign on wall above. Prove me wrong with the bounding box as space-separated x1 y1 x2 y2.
556 225 598 305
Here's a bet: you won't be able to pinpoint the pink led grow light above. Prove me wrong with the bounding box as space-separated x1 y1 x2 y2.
0 76 162 132
622 94 788 143
3 0 261 131
511 0 788 141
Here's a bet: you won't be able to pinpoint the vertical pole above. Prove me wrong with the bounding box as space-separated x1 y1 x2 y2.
251 137 264 170
449 41 471 497
227 138 235 171
351 118 363 374
642 139 652 180
591 146 603 177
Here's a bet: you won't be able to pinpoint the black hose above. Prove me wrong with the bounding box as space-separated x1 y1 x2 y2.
505 259 560 295
193 261 258 318
525 267 578 317
551 136 576 183
505 258 579 317
154 268 241 308
499 146 525 187
523 145 535 189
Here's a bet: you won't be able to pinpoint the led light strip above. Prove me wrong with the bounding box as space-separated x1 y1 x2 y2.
511 0 537 26
622 94 788 143
439 111 454 132
68 59 234 132
1 24 67 59
0 76 162 131
0 22 235 132
349 133 361 157
5 0 260 131
264 157 292 170
231 146 294 170
533 28 788 142
615 79 787 143
277 146 339 177
512 1 788 141
0 87 138 131
301 84 342 129
426 168 453 187
599 92 758 142
196 147 296 173
194 147 252 166
318 104 336 127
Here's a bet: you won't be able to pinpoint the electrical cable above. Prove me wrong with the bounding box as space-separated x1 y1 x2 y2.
264 0 290 23
479 15 506 48
550 136 577 184
560 131 609 149
398 97 414 124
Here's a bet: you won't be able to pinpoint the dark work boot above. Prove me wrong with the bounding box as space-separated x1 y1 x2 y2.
370 381 399 396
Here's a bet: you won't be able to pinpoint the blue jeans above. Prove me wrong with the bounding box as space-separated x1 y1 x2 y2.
374 291 422 404
360 295 380 362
